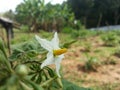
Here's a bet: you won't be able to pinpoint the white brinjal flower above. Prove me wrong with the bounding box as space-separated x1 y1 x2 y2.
35 32 67 77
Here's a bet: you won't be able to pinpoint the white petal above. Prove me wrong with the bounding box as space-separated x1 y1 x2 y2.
58 54 64 59
35 35 53 51
54 54 64 77
51 32 60 49
55 61 61 77
41 52 54 68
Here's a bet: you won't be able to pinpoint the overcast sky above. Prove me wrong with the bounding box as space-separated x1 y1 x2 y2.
0 0 66 13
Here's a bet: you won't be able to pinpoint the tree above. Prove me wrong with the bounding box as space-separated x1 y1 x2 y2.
67 0 120 28
93 0 120 26
67 0 94 27
15 0 75 32
109 0 120 24
15 0 46 32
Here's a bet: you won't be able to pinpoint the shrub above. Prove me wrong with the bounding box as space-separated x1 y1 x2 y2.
62 27 74 34
20 25 29 32
71 30 80 38
71 30 98 39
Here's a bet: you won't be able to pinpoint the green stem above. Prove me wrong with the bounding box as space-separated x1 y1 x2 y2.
40 76 57 87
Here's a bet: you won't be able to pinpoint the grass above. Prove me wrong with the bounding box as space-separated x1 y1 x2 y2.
1 29 120 90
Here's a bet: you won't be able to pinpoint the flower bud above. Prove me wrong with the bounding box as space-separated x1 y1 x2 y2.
15 64 28 77
56 77 63 88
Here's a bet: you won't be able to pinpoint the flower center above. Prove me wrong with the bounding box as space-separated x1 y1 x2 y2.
53 48 67 56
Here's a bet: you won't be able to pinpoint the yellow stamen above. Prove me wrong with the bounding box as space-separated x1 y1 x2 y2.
53 48 67 55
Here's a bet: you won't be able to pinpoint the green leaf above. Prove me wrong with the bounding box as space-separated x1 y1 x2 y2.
44 67 56 77
62 40 76 48
0 50 7 62
40 76 57 87
0 38 7 58
36 73 42 84
25 79 44 90
0 50 12 72
31 74 38 81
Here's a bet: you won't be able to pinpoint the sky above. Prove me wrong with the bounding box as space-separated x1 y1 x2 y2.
0 0 66 13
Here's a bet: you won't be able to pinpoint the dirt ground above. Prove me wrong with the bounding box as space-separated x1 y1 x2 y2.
61 38 120 89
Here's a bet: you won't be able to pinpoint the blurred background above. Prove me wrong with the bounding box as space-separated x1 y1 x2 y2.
0 0 120 90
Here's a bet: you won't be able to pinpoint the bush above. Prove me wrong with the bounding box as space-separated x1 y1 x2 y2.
71 30 98 39
71 30 80 38
20 25 29 32
62 27 74 34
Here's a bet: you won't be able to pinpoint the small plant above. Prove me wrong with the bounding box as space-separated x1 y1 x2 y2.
71 30 98 39
62 27 74 34
84 56 100 71
101 32 119 46
84 42 92 52
71 30 80 38
114 47 120 58
0 32 86 90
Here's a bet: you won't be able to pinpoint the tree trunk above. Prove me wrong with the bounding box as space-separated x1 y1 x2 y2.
83 16 87 28
6 28 11 54
114 10 120 25
97 13 102 27
30 22 38 32
52 18 57 32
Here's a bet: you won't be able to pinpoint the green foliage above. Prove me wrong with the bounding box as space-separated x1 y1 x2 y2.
0 35 87 90
62 27 74 33
71 30 98 39
0 38 13 86
0 38 57 90
101 32 119 46
10 41 42 62
20 25 29 32
71 30 80 38
114 47 120 58
0 38 7 58
84 42 92 52
67 0 120 27
11 35 31 44
84 56 100 71
62 40 76 48
15 0 75 32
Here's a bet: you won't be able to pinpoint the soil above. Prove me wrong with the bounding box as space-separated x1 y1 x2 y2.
61 37 120 89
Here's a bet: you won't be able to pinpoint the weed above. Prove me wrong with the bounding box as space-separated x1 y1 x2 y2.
114 47 120 58
84 56 100 72
84 42 92 52
101 32 119 47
